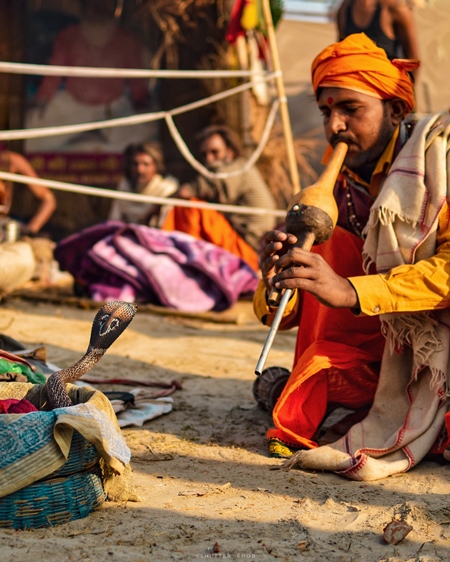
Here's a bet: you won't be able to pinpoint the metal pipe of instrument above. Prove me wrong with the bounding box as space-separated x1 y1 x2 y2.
255 142 348 376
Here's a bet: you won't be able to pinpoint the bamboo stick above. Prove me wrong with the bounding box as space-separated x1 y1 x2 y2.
260 0 301 193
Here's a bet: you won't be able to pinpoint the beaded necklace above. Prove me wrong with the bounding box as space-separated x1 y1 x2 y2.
340 121 415 240
343 177 364 238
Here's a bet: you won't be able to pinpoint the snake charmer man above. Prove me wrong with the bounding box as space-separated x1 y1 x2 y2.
254 32 450 481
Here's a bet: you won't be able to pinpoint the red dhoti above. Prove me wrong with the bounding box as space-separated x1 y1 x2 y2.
267 226 386 450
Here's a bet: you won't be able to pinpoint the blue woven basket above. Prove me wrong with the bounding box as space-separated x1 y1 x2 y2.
0 470 106 530
48 431 100 478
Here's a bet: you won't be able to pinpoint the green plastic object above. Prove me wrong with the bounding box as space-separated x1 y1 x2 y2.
0 359 46 384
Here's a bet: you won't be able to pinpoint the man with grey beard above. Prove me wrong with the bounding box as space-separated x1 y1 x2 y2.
170 124 276 271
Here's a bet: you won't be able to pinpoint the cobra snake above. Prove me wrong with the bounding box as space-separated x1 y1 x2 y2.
46 301 137 409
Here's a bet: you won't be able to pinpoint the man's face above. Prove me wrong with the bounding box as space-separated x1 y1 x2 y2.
317 88 398 177
199 134 235 170
130 152 157 187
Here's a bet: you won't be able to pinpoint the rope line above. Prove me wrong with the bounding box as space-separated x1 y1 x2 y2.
165 99 279 180
0 170 285 218
0 62 287 187
0 73 279 141
0 60 281 80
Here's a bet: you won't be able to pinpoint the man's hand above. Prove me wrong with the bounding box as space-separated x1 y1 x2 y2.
175 183 195 200
271 246 359 309
259 229 298 292
19 224 37 238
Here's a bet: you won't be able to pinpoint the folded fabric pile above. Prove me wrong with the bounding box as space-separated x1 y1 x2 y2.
54 221 259 312
108 390 174 427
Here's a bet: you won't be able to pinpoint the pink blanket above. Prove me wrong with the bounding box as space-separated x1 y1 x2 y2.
55 221 259 312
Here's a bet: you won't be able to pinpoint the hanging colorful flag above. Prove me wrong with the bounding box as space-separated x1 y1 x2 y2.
226 0 258 44
226 0 284 44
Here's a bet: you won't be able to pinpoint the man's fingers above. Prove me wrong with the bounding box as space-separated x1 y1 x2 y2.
263 229 285 242
263 230 297 245
259 229 299 292
273 276 315 296
271 265 358 309
260 254 279 272
276 248 318 270
274 265 316 285
266 240 284 255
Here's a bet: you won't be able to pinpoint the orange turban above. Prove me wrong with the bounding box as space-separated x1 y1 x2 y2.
311 33 419 114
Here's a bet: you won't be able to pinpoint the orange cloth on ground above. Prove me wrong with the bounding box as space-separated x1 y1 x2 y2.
162 203 259 271
269 226 386 449
311 32 419 114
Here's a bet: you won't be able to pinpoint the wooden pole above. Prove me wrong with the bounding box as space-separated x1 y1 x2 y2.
235 35 256 155
260 0 301 193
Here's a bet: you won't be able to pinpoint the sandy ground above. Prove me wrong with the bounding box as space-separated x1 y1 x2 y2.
0 291 449 562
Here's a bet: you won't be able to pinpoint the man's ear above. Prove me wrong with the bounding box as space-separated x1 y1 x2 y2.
388 99 408 126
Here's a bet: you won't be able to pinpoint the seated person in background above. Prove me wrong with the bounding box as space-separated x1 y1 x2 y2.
109 142 178 227
336 0 420 75
28 0 155 152
163 125 277 271
0 149 56 235
0 150 56 296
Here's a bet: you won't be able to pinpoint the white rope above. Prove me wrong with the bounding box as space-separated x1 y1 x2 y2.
0 73 279 141
165 99 280 180
0 60 281 80
0 170 285 218
0 63 285 186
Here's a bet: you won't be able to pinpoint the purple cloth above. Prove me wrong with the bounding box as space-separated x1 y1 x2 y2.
54 221 259 312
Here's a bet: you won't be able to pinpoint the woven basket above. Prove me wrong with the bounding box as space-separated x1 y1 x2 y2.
0 382 108 529
0 470 106 530
48 431 100 479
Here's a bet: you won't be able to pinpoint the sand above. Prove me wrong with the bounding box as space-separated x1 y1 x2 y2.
0 294 449 562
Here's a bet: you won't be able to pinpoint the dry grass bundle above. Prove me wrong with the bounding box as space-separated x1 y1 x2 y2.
194 42 243 131
250 100 324 208
257 126 323 209
134 0 228 69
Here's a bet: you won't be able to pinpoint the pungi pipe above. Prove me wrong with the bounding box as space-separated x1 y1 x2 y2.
255 142 348 375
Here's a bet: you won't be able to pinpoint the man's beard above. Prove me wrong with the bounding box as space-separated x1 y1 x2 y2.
330 109 395 179
134 176 152 191
205 160 226 171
